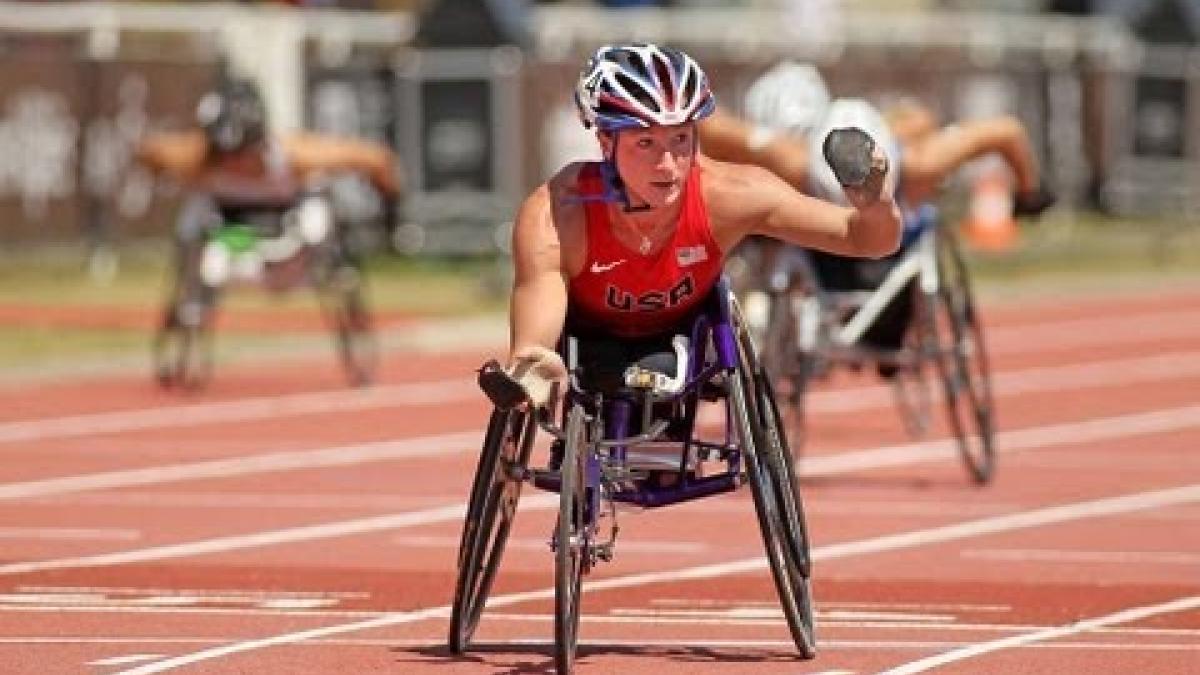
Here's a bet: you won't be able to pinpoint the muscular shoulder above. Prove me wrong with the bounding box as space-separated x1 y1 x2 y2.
700 155 780 196
516 162 589 275
698 156 782 243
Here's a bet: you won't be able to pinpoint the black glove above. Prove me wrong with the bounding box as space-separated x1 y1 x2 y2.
823 127 876 187
477 359 528 410
1013 186 1057 217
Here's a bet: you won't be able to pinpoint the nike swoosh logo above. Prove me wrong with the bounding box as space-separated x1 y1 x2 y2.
590 260 626 273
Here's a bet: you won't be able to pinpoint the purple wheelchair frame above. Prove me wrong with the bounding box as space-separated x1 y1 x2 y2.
531 277 749 511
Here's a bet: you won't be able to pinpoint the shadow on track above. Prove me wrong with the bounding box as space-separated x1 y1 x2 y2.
396 642 805 674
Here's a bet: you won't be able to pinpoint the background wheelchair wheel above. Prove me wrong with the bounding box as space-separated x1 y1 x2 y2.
761 290 811 450
324 264 379 387
926 232 996 484
732 332 818 659
555 404 587 675
891 313 933 438
448 408 535 653
154 243 215 391
152 300 214 391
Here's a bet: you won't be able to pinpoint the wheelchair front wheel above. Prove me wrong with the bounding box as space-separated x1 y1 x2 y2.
761 289 813 450
448 408 535 653
554 403 588 674
891 311 934 438
152 298 215 391
732 334 818 658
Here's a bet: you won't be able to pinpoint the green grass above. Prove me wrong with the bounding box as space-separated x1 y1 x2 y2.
0 241 507 373
0 242 506 315
963 212 1200 298
0 326 151 370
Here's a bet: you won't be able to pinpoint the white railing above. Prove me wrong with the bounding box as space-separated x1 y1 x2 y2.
531 6 1137 66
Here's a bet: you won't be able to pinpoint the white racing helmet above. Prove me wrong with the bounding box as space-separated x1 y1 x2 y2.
742 61 831 137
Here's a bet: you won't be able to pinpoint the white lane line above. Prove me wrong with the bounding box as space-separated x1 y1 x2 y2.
20 636 1200 652
88 654 166 666
807 350 1200 415
18 585 368 599
8 403 1200 576
112 482 1200 675
800 402 1200 476
5 340 1200 448
3 392 1198 508
3 602 1200 638
35 492 458 510
391 535 709 555
0 496 556 576
961 548 1200 565
986 310 1200 355
0 605 386 619
0 379 476 444
608 607 954 623
482 613 1200 636
877 594 1200 674
0 527 141 541
0 430 482 502
651 598 1012 613
305 638 1200 651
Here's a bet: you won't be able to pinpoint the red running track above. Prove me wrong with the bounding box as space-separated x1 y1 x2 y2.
0 286 1198 674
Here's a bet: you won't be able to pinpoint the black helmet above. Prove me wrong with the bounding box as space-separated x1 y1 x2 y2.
196 78 268 154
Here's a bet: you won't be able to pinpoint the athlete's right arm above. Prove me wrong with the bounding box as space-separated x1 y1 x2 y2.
508 182 570 377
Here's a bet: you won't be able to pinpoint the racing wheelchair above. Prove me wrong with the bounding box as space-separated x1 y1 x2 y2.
744 204 996 484
152 182 376 390
448 279 816 674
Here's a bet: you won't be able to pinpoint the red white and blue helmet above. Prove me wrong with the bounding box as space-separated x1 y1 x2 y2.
575 43 716 132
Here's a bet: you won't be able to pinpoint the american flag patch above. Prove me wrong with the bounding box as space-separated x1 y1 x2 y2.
676 245 708 267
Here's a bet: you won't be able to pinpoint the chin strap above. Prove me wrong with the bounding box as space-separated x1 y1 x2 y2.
562 131 655 213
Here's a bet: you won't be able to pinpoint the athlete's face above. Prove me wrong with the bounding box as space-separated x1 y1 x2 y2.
601 123 696 209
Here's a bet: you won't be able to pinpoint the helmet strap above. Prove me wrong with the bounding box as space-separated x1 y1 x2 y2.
604 132 651 214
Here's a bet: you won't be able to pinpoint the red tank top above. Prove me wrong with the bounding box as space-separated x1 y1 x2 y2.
568 162 724 338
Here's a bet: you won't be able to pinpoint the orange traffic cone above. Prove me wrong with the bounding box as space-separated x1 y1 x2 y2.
961 167 1019 253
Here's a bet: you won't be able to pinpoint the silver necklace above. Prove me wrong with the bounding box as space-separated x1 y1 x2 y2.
627 221 665 255
637 232 653 255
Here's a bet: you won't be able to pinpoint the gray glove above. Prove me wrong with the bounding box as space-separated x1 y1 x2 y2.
822 127 876 188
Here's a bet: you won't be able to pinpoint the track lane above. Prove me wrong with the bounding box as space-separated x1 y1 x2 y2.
0 288 1197 673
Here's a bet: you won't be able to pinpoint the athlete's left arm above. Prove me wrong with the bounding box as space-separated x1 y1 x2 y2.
283 133 403 197
706 158 901 259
